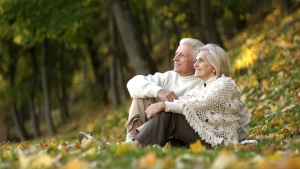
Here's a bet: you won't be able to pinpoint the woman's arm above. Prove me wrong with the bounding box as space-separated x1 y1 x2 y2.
145 101 183 119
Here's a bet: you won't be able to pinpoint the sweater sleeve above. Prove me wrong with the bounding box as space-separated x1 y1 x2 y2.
238 100 250 141
165 101 183 114
127 72 169 98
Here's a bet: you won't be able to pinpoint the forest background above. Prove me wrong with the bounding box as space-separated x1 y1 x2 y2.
0 0 300 168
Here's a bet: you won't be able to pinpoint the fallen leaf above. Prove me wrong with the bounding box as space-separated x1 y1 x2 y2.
138 152 157 169
189 140 206 153
30 154 52 169
61 159 89 169
211 150 237 169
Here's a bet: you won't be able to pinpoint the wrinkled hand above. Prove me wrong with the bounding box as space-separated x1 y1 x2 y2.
145 102 166 119
157 89 178 102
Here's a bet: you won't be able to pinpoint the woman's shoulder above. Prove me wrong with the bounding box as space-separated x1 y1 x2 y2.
217 75 235 83
214 75 240 90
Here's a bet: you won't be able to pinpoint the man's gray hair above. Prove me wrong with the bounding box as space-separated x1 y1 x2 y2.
180 38 204 61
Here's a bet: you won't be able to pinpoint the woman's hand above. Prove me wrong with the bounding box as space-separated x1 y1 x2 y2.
157 89 178 102
145 102 166 119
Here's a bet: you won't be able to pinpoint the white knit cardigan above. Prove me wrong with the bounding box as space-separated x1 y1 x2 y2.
177 75 244 147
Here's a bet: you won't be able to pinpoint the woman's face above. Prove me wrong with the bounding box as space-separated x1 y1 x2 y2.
194 51 215 80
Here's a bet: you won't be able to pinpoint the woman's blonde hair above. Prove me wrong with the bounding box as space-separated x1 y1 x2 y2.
200 44 231 77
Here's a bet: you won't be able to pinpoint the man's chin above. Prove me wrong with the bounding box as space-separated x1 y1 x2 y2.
174 68 180 73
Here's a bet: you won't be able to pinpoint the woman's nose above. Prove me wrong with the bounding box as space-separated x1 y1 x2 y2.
194 62 198 67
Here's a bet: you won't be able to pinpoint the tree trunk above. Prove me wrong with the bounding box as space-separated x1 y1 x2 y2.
41 40 55 136
28 95 40 138
200 0 224 49
29 48 41 138
60 80 69 118
88 41 102 86
111 0 157 75
57 56 69 123
164 0 172 70
0 121 9 142
10 103 28 141
8 63 28 141
109 11 121 108
195 0 208 44
102 73 110 105
279 0 292 16
142 1 152 53
55 86 67 124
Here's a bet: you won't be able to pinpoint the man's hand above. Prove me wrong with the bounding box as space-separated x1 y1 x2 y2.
157 89 179 102
145 102 165 119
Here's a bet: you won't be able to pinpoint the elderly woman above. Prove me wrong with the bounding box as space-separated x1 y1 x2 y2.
132 44 250 147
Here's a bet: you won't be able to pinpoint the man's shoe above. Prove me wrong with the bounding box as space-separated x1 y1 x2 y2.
77 132 96 145
125 134 134 144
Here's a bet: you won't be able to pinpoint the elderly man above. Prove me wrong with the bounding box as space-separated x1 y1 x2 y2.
125 38 204 143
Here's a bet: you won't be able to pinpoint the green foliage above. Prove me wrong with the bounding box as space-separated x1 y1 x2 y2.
0 0 93 48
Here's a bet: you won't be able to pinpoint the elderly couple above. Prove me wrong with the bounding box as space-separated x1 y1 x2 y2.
78 38 250 148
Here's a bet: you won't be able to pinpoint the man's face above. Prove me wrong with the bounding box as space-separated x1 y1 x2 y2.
173 44 195 76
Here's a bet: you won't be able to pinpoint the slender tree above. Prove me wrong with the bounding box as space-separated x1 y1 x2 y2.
29 47 41 138
200 0 224 48
8 58 29 141
111 0 157 75
41 40 55 136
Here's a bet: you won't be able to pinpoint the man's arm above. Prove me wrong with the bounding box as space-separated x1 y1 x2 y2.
127 71 177 99
127 74 163 98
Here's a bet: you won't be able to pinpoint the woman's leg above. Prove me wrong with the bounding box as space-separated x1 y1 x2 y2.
172 114 203 144
133 112 174 147
173 114 211 147
134 112 210 147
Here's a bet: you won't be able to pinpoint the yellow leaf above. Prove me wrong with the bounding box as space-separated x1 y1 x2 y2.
253 111 262 120
189 140 205 153
211 150 237 169
271 63 280 72
61 159 88 169
277 134 284 139
162 142 172 152
138 152 157 169
30 154 52 169
14 35 22 45
86 123 94 132
82 147 97 157
3 151 13 160
19 154 31 169
267 151 282 161
262 80 269 89
259 94 267 100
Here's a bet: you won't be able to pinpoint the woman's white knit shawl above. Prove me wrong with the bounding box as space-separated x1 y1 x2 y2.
178 75 242 147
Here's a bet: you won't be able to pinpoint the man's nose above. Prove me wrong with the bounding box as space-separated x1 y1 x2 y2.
173 54 179 61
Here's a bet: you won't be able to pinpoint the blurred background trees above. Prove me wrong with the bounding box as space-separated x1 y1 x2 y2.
0 0 298 141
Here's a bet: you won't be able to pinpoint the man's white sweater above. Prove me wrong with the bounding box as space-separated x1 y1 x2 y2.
127 71 201 100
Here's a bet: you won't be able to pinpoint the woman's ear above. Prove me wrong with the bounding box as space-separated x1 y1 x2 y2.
212 68 216 74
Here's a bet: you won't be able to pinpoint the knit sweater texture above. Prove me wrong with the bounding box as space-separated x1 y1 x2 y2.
127 71 201 100
166 75 250 146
